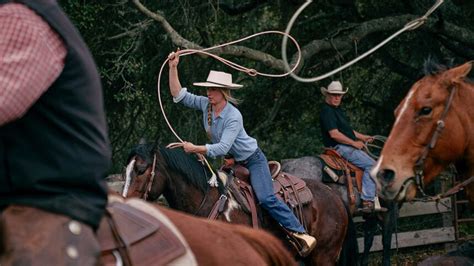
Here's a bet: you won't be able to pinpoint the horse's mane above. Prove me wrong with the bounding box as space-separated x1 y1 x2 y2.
159 147 213 192
128 143 221 193
127 143 155 164
423 57 473 84
423 57 452 76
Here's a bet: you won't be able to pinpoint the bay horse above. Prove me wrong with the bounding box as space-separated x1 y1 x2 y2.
123 143 358 265
282 156 398 266
371 60 474 206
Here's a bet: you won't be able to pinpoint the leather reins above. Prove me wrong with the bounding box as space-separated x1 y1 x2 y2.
142 154 157 201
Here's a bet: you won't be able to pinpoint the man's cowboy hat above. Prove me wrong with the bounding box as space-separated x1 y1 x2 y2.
193 70 243 89
320 81 349 95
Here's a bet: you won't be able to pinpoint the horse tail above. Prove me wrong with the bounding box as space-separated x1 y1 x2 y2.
338 205 359 266
230 225 297 266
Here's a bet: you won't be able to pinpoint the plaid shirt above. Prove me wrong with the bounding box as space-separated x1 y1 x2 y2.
0 3 66 125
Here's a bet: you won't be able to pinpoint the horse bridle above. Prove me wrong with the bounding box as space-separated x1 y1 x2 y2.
140 154 157 201
135 152 224 217
413 85 459 198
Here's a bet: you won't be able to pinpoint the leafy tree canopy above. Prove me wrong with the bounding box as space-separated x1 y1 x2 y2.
60 0 474 172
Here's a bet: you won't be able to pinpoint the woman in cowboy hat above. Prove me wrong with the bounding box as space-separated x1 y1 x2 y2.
319 81 385 213
168 52 316 255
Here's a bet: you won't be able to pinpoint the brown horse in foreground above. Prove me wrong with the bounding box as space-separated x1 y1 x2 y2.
0 195 296 266
123 144 358 265
156 204 297 266
372 60 474 205
160 207 296 266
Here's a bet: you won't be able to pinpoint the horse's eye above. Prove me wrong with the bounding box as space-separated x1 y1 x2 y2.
136 163 148 174
418 107 432 116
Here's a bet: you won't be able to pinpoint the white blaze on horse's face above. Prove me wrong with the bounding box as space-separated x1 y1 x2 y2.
373 62 473 203
371 85 422 202
122 157 136 197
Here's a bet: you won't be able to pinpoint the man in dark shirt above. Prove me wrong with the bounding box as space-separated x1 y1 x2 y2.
319 81 382 213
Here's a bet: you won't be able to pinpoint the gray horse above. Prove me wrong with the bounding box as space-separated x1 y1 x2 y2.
282 156 399 266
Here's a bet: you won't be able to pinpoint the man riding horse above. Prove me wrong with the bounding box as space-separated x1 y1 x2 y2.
0 0 110 264
319 81 386 213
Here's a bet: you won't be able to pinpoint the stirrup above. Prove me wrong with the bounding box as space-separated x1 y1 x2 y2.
373 196 388 212
287 232 317 257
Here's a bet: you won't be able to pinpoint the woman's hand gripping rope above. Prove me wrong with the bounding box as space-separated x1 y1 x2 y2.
166 142 219 187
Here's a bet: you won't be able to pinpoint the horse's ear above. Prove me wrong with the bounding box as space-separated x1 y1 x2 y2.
446 61 473 83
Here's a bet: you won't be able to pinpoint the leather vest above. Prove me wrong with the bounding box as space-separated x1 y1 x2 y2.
0 0 110 229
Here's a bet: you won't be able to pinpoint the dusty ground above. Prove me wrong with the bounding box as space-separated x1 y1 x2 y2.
367 244 452 265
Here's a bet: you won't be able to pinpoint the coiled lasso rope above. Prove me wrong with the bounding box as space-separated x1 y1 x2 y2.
281 0 445 83
364 135 387 160
157 31 302 187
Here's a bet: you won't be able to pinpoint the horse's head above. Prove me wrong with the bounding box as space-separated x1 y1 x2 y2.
122 143 165 200
122 141 219 211
372 60 473 203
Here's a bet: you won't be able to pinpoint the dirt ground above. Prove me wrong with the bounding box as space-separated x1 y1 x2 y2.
367 244 452 265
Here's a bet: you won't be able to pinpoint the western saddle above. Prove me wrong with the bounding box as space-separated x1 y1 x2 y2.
318 148 363 210
222 160 312 228
97 199 187 266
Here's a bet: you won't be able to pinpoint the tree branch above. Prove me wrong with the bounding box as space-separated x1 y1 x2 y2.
436 35 474 60
376 50 419 80
132 1 474 76
218 0 268 15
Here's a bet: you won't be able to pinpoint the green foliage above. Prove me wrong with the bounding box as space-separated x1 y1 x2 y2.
355 0 406 19
59 0 473 172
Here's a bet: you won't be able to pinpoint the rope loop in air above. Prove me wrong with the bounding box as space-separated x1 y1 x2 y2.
281 0 444 83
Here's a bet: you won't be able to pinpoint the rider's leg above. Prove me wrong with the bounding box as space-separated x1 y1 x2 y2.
245 149 305 232
335 144 378 212
243 148 316 256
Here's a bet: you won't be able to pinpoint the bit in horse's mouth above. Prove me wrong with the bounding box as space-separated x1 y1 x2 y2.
380 178 415 202
395 178 415 202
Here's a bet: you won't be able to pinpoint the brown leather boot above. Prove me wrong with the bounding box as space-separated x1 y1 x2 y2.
291 232 317 257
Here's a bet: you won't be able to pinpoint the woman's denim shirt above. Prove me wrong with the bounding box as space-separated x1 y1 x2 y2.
174 88 257 161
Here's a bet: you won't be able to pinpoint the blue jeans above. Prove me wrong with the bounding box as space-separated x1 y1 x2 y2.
241 148 306 233
335 144 376 201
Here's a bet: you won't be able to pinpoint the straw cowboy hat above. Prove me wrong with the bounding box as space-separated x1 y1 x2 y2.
320 81 349 95
193 70 243 89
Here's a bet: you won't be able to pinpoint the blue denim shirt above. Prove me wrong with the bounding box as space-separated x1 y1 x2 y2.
174 88 258 161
